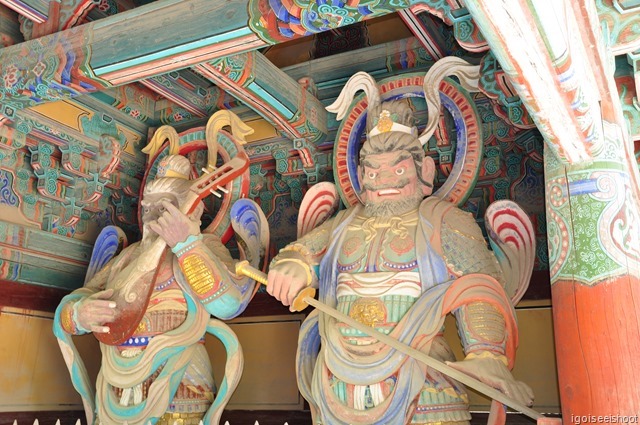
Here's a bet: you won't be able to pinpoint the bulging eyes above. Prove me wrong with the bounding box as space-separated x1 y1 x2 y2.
395 167 405 176
368 171 377 179
143 207 150 214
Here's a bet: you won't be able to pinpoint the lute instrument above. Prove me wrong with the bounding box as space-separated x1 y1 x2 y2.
95 153 249 345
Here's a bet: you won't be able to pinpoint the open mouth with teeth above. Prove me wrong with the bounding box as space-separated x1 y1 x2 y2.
377 189 401 196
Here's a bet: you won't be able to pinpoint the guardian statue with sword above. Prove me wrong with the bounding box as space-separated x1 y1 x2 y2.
242 61 541 424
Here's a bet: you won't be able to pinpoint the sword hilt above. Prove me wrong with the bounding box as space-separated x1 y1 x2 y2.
235 259 268 285
235 260 315 312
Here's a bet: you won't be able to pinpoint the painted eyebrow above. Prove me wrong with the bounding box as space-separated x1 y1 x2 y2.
362 158 380 169
142 194 179 205
389 152 412 166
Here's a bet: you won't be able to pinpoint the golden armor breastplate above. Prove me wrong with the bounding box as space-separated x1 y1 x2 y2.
337 213 419 273
335 213 423 336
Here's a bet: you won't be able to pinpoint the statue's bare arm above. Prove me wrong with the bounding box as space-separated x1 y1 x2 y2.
267 218 334 308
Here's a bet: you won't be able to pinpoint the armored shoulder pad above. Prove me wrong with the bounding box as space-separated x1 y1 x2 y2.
427 199 504 283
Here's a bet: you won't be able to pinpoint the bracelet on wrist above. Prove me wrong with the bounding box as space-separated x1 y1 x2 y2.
465 351 508 366
172 234 204 256
72 300 91 334
280 244 314 261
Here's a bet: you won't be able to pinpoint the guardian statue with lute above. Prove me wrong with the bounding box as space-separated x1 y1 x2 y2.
53 110 268 425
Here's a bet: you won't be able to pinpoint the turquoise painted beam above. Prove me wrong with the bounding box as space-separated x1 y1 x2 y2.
0 220 92 289
194 51 328 143
0 0 451 120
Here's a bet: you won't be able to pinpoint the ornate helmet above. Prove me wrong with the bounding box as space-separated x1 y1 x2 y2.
143 154 193 200
326 72 425 165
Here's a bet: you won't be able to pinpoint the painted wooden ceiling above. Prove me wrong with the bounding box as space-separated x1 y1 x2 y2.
0 0 637 294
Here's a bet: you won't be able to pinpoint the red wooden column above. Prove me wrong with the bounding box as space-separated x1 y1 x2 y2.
544 123 640 417
461 0 640 418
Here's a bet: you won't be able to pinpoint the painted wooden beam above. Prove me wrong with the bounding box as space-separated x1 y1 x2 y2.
87 1 269 84
463 0 604 164
398 9 446 60
283 36 438 102
0 0 461 120
194 51 328 143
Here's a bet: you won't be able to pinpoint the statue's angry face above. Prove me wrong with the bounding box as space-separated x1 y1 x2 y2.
361 150 419 204
359 147 436 216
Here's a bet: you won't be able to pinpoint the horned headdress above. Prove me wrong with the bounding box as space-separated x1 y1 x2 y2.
327 72 424 165
325 57 484 207
326 56 482 150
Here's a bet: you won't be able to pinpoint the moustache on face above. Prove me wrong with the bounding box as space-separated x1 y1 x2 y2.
362 178 411 191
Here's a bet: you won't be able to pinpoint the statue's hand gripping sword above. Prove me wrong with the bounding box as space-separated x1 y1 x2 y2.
235 260 555 423
235 260 316 313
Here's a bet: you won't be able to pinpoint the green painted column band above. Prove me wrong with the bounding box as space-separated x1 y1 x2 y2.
544 122 640 285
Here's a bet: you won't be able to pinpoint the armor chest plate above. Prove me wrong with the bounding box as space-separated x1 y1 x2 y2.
337 213 419 273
